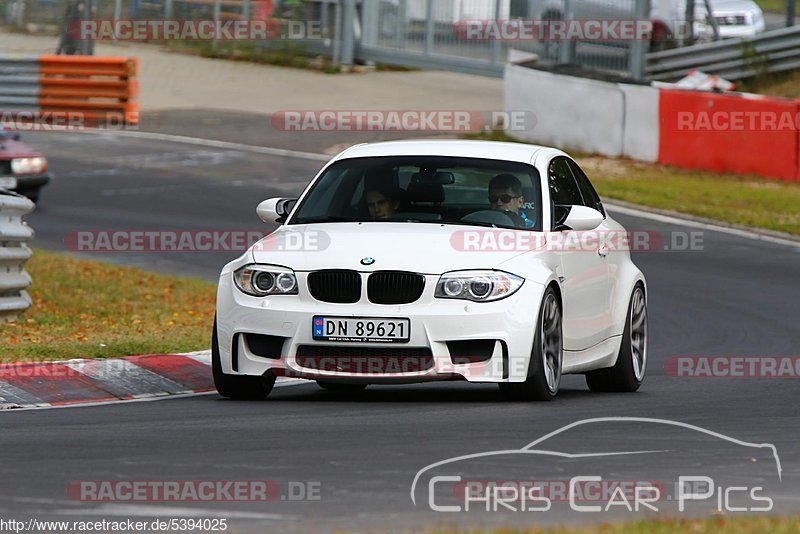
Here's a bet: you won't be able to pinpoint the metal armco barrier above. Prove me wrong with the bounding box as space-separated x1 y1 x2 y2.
0 191 35 324
0 54 139 124
647 25 800 82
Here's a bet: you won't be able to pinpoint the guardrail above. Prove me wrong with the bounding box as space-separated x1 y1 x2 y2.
647 26 800 82
0 54 139 125
0 191 34 324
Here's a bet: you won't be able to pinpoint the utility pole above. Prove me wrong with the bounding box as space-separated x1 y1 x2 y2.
341 0 357 67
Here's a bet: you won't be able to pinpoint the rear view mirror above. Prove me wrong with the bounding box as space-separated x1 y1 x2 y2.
256 198 297 224
414 170 455 185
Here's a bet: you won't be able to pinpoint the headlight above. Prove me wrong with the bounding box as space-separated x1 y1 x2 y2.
11 157 47 175
435 270 524 302
234 264 298 296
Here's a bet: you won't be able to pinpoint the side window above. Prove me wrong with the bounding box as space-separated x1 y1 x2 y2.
548 157 583 207
566 159 605 216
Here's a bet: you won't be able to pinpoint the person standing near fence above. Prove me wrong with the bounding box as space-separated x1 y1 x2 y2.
57 0 94 55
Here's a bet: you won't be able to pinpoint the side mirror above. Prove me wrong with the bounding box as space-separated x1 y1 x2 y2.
560 205 604 231
256 198 297 224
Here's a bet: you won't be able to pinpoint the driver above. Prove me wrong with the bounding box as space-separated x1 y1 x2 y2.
488 174 535 228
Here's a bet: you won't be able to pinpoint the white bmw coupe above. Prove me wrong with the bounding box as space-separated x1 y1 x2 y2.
213 140 647 401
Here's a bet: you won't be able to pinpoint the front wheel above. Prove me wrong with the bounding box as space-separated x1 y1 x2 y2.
586 284 647 392
499 287 563 401
212 318 275 400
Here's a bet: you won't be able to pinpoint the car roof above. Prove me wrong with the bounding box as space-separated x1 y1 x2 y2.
330 139 556 165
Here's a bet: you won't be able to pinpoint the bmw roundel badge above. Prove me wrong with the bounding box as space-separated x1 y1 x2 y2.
360 257 375 266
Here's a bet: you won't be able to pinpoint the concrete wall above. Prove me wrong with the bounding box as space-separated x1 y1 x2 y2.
504 64 660 162
619 83 660 162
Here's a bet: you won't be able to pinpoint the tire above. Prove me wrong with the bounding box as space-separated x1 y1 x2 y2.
211 317 275 400
586 284 647 393
317 381 367 392
499 287 563 401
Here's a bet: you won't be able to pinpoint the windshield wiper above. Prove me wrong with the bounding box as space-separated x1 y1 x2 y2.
410 219 500 229
292 216 367 224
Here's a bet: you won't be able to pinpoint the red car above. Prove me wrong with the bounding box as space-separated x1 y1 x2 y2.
0 130 51 203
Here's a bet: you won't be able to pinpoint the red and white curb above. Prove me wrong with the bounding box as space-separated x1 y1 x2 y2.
0 350 302 410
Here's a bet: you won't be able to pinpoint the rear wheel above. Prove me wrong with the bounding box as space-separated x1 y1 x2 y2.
317 381 367 392
211 318 275 400
586 284 647 392
499 287 562 401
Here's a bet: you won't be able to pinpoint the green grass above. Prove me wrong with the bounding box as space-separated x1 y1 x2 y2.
740 70 800 100
581 156 800 235
451 515 800 533
0 250 216 362
755 0 788 12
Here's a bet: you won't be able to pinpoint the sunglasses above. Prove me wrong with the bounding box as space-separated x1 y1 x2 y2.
489 194 521 203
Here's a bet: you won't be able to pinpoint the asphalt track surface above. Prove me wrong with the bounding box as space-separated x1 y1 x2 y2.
2 121 799 532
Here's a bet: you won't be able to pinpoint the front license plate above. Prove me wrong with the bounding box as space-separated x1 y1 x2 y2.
312 316 411 343
0 176 17 189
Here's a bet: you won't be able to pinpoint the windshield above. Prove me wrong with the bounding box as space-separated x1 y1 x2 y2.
288 156 542 231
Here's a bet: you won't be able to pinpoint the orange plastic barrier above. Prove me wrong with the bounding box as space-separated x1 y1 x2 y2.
658 89 799 181
37 55 139 125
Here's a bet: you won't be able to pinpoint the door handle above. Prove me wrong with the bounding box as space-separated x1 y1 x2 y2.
598 245 609 258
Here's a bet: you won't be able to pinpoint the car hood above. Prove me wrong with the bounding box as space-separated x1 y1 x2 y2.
250 222 546 274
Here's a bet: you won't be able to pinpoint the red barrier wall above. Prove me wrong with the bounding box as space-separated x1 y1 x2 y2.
658 89 799 181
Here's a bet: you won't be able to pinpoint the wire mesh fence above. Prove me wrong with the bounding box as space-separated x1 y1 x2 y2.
0 0 793 80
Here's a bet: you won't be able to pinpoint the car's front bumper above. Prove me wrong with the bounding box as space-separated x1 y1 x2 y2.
1 173 52 193
696 23 765 40
216 272 545 384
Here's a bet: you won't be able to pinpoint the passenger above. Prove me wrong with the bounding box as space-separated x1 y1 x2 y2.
365 187 401 220
488 174 535 228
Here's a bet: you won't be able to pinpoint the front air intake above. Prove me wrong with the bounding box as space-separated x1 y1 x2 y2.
367 271 425 304
307 270 361 303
